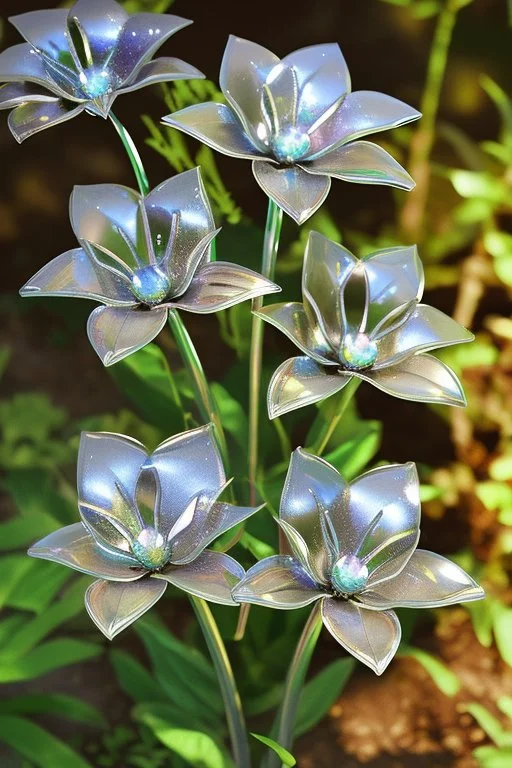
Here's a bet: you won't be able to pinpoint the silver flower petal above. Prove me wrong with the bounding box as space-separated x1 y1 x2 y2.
172 262 280 313
219 35 279 147
79 503 134 554
302 231 357 347
107 13 193 82
363 245 423 334
118 57 204 95
67 0 128 68
255 302 334 364
170 497 263 565
19 247 134 305
280 449 347 582
302 140 415 191
8 100 86 143
87 305 168 366
308 91 421 158
70 184 140 269
0 82 57 108
361 550 485 609
163 102 265 160
374 305 474 369
357 353 467 407
321 598 401 675
0 43 69 96
252 160 331 224
268 356 350 419
85 577 167 640
9 11 70 61
28 522 145 581
282 43 350 128
148 424 225 540
345 463 421 585
154 550 244 606
77 431 147 530
232 555 325 609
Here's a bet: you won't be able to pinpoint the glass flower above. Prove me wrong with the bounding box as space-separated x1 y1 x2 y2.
29 425 261 640
0 0 203 142
257 231 473 418
233 449 484 675
20 167 280 365
162 36 421 224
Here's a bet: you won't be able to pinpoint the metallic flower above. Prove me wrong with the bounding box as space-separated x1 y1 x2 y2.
29 425 261 640
162 36 421 224
257 231 473 418
0 0 203 142
20 167 280 365
233 449 484 675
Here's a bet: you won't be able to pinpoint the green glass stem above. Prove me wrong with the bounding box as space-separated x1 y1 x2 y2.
167 311 229 470
190 597 251 768
109 111 150 196
248 200 283 504
309 377 361 456
265 603 323 768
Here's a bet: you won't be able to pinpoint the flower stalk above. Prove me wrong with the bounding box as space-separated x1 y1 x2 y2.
248 199 283 504
191 597 251 768
309 377 361 456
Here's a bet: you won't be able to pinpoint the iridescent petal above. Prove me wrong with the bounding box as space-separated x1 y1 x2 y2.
362 245 423 334
342 463 420 586
87 305 168 366
268 356 350 419
357 353 467 407
8 100 85 143
10 10 70 59
148 425 225 540
154 550 244 606
309 91 420 157
117 57 204 95
252 161 330 224
171 262 280 313
67 0 128 68
163 103 264 160
70 184 140 270
77 431 147 533
282 43 350 128
302 231 357 348
108 14 192 82
255 302 334 364
28 522 145 581
19 248 134 305
302 141 415 191
361 550 485 609
143 168 215 287
232 555 325 609
280 449 347 583
0 82 58 109
170 496 262 565
0 43 70 97
374 305 474 369
220 35 279 148
79 503 134 554
321 598 401 675
85 577 166 640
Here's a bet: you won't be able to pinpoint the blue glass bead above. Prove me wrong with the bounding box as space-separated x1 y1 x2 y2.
131 265 171 305
272 127 311 164
340 333 378 371
331 555 369 595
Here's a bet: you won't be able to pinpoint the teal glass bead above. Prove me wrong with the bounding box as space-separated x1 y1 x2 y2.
131 527 168 570
272 127 311 164
131 265 171 305
331 554 369 595
340 332 378 371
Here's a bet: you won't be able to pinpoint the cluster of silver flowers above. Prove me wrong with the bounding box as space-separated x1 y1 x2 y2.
2 0 484 676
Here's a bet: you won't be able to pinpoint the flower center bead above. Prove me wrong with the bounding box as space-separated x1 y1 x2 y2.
131 527 168 570
272 127 311 164
80 68 114 98
340 333 378 371
131 265 171 305
331 555 369 596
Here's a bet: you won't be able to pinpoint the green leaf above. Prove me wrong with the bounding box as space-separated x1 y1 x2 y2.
0 554 36 610
251 734 296 767
134 702 204 733
449 170 512 205
497 696 512 718
480 76 512 142
0 715 93 768
0 638 102 682
399 647 460 696
473 745 512 767
109 343 185 433
111 649 169 704
324 419 382 480
3 468 77 527
211 383 248 450
466 703 512 747
493 606 512 667
295 658 355 736
0 693 105 727
140 715 228 768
